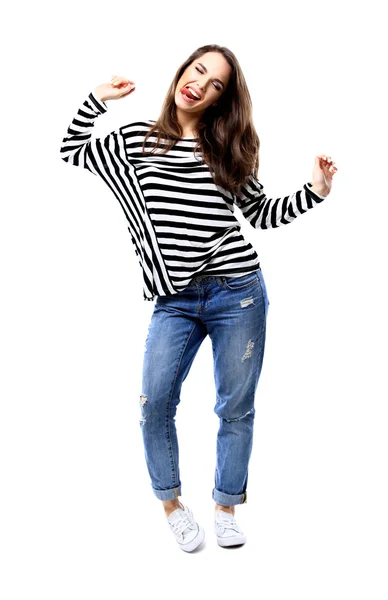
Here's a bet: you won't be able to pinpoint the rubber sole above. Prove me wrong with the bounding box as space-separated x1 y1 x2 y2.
216 532 247 547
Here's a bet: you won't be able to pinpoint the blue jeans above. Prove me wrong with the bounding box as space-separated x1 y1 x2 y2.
139 267 270 506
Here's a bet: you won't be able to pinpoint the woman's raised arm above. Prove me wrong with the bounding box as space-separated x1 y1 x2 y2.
59 76 136 176
235 156 337 229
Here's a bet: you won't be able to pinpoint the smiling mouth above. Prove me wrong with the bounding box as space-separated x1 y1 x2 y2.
180 86 201 102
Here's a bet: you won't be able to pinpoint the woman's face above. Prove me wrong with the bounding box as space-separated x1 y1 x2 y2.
175 51 232 114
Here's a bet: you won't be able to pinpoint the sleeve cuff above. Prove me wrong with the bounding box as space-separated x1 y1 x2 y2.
305 182 328 201
88 91 108 114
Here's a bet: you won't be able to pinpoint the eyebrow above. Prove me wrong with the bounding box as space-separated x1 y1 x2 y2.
197 62 225 88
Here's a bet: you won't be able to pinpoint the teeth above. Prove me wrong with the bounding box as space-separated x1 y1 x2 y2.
185 86 200 99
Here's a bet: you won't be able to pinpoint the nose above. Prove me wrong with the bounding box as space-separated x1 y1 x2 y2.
197 79 208 93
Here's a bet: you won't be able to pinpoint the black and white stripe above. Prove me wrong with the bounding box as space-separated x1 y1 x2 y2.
60 91 328 301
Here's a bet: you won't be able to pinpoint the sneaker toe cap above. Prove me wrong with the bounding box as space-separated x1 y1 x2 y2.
180 526 205 551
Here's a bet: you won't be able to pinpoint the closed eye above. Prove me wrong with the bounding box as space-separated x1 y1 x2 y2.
195 66 222 91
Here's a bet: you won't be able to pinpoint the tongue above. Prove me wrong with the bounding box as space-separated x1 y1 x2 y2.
184 87 198 100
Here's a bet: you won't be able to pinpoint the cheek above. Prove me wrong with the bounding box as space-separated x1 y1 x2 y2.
177 73 187 87
206 89 219 104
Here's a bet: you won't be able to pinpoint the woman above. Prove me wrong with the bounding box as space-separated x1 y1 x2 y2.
60 44 337 552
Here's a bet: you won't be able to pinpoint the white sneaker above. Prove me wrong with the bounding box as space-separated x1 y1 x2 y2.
214 509 247 547
167 503 205 552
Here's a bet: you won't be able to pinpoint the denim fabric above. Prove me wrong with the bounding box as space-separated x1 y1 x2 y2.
139 267 270 506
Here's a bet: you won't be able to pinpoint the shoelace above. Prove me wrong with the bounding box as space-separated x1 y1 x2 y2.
170 511 196 537
216 512 241 533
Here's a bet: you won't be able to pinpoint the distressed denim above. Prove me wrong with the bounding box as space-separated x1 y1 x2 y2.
139 267 270 506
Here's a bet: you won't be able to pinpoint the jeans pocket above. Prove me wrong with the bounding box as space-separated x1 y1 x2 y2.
222 270 259 291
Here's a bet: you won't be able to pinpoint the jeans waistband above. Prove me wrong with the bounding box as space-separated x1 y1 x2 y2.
192 266 261 284
193 274 218 282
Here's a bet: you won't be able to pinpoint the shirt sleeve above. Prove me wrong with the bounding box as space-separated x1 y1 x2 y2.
59 91 129 178
234 173 328 229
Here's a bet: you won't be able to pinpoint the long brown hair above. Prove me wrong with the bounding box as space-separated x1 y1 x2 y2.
141 44 260 196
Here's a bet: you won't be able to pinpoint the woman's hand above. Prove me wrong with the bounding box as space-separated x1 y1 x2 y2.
93 75 136 103
311 155 338 196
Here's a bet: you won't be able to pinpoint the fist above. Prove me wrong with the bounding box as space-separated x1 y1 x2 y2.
93 75 136 102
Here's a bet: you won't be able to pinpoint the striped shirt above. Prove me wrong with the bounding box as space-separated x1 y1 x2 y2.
59 91 328 302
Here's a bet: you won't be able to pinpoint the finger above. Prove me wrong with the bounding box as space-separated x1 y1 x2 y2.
324 156 336 167
111 75 134 85
118 84 136 98
119 82 135 90
316 154 338 174
325 164 337 175
114 81 136 91
319 155 333 163
319 155 337 170
111 75 125 86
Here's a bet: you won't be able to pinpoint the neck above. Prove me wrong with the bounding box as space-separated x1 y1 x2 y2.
176 107 202 138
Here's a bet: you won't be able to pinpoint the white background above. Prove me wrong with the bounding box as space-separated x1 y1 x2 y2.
1 0 387 598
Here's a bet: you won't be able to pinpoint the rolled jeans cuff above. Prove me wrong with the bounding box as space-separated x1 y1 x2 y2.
152 485 182 501
212 487 247 506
